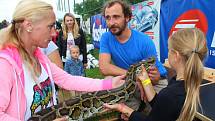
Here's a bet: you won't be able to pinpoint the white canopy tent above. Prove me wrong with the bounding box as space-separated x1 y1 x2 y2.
0 0 82 22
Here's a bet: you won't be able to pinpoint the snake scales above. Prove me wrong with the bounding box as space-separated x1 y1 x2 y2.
28 57 155 121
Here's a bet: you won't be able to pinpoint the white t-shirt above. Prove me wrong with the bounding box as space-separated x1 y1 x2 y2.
64 32 75 62
40 41 58 55
24 63 56 120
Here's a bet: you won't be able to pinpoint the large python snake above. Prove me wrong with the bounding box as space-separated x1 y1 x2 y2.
28 57 155 121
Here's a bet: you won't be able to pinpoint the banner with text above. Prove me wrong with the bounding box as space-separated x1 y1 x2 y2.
91 0 161 57
160 0 215 68
128 0 161 59
91 14 108 48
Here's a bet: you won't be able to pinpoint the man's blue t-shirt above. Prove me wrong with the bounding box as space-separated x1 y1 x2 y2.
99 29 167 76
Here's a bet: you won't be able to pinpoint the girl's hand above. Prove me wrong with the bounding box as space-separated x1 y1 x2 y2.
136 81 147 101
103 103 134 118
137 65 150 82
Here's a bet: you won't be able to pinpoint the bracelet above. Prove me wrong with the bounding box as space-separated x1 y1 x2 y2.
141 78 151 86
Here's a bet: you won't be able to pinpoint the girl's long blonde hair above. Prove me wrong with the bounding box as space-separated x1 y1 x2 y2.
0 0 53 86
168 28 208 121
62 13 80 40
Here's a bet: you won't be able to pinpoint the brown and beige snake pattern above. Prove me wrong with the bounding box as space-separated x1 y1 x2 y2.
28 57 155 121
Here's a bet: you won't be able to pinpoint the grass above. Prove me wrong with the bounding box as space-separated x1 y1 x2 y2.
85 67 104 79
85 48 104 79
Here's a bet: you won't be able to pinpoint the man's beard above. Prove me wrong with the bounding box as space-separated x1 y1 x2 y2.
109 21 127 36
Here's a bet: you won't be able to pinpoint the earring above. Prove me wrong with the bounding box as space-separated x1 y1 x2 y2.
27 28 32 32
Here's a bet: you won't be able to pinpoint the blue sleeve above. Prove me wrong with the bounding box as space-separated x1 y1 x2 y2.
141 35 167 76
99 33 110 54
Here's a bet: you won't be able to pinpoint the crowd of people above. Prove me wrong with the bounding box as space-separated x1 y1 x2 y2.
0 0 209 121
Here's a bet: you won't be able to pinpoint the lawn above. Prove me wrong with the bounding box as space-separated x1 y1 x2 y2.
85 48 104 79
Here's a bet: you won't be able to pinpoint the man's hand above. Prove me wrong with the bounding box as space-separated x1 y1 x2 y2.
148 66 160 84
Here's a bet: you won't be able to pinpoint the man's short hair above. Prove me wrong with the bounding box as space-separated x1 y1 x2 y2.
102 0 132 21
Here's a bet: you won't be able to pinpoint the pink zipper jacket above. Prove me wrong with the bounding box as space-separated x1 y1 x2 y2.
0 46 112 121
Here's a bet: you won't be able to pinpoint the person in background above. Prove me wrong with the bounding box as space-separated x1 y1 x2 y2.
104 28 208 121
57 13 87 68
0 0 125 120
41 40 63 69
64 45 85 98
0 19 9 29
99 0 167 118
51 21 62 44
64 45 84 76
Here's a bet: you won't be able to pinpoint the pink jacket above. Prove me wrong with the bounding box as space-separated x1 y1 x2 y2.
0 46 112 121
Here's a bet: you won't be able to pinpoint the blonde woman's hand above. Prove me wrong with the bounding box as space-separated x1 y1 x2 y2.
111 75 125 88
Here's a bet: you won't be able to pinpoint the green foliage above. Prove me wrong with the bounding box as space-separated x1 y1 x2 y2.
85 34 93 44
126 0 145 4
74 0 145 20
74 0 105 20
90 48 100 59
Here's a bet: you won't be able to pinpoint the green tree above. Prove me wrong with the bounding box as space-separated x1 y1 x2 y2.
74 0 144 20
126 0 145 4
74 0 105 20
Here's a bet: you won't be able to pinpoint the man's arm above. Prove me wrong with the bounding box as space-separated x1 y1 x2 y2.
48 49 63 69
99 53 127 76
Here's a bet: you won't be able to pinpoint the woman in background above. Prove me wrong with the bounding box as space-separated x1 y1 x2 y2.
57 13 87 68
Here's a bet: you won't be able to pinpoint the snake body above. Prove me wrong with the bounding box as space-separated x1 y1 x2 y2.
28 57 155 121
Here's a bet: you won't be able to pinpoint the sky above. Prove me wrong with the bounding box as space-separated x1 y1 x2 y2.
0 0 84 21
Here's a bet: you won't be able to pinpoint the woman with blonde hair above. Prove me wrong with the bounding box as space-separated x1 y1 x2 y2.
57 13 87 67
0 0 124 120
104 28 208 121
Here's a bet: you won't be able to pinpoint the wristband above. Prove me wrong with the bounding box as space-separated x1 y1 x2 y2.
141 78 151 86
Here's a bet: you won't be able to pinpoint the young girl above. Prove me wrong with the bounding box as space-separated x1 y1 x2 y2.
64 45 84 76
104 28 208 121
63 45 85 99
